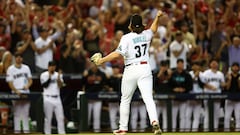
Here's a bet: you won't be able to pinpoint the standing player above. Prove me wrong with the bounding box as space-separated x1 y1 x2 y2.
6 53 32 134
186 61 204 132
201 59 226 131
91 10 166 135
40 61 65 134
224 62 240 131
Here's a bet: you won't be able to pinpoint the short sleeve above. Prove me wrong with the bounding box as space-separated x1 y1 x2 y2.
40 73 48 84
115 36 128 56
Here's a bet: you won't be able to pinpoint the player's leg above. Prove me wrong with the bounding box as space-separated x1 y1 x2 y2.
12 101 22 133
192 102 202 132
139 102 147 132
92 100 102 132
88 100 93 128
21 101 30 133
54 99 66 134
137 74 158 125
185 101 193 132
43 98 54 134
117 72 137 131
203 100 209 131
161 102 168 132
213 101 221 131
108 102 119 130
130 101 138 132
224 100 234 131
171 100 179 132
234 101 240 131
179 101 187 132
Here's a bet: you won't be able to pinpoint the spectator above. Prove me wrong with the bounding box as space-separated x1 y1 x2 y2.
228 36 240 66
15 29 37 73
0 23 10 50
34 27 56 73
169 31 189 69
0 50 12 75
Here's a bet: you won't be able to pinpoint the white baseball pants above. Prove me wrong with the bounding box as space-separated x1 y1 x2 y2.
88 100 102 132
224 100 240 131
12 100 30 133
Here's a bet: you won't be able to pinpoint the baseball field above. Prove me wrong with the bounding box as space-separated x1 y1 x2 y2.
29 132 240 135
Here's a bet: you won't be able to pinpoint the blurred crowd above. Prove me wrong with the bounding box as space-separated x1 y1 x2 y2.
0 0 239 74
0 0 240 133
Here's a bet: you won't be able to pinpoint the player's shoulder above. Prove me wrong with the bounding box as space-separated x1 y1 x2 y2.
7 65 15 71
40 71 48 77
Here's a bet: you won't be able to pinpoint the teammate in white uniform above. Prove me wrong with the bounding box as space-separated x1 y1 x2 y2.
92 10 166 135
6 53 32 134
40 61 65 134
186 62 204 131
201 59 226 131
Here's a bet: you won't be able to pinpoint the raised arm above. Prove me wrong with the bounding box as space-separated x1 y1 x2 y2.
150 10 165 33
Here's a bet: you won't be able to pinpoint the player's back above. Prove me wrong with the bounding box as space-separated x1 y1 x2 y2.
117 29 153 66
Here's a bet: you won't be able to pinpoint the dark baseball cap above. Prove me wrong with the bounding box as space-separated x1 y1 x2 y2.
130 14 144 28
48 61 56 66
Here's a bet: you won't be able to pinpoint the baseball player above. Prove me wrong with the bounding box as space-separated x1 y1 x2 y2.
169 59 193 132
224 62 240 131
91 10 166 135
130 91 147 132
40 61 65 134
185 61 204 132
6 53 32 134
154 60 172 132
201 59 226 131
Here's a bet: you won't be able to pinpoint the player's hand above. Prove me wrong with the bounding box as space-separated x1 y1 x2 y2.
157 10 165 18
15 90 21 96
91 53 102 66
23 85 29 90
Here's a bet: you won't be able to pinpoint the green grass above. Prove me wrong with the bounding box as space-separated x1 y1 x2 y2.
29 132 240 135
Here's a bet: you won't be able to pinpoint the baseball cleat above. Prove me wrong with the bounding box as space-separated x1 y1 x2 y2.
113 130 127 135
152 121 162 135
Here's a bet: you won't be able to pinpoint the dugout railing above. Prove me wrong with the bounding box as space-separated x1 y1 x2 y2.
80 91 240 132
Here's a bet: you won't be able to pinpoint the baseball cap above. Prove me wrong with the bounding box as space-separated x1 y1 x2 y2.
130 14 144 28
48 61 56 66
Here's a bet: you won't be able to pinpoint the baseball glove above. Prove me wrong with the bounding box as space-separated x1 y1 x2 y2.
90 53 102 65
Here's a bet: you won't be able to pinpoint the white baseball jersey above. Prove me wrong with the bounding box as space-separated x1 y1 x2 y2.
169 40 189 69
40 71 63 96
201 69 225 93
189 71 203 93
35 37 55 69
115 29 153 65
6 64 32 93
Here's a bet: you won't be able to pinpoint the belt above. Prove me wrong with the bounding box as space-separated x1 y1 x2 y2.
125 61 147 67
45 95 58 98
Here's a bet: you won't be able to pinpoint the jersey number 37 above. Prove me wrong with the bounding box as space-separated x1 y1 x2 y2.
135 44 147 58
